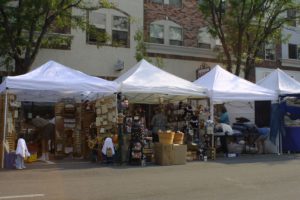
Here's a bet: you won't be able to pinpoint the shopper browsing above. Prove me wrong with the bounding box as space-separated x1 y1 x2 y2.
216 105 230 125
15 134 30 170
151 108 167 142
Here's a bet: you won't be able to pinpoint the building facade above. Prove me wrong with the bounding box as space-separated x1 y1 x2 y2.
23 1 300 83
31 0 143 79
143 0 220 81
256 9 300 83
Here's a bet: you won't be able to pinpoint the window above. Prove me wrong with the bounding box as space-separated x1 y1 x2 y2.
265 43 275 60
150 24 164 44
152 0 163 3
287 9 297 27
42 9 72 50
88 12 106 43
289 44 297 59
169 26 182 46
198 28 212 49
169 0 182 7
149 20 183 46
112 16 129 46
151 0 181 7
87 9 130 47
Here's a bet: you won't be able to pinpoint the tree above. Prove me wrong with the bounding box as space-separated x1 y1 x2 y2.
0 0 113 75
199 0 299 80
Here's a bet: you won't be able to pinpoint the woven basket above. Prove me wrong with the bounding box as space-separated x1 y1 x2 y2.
158 131 175 144
173 131 184 144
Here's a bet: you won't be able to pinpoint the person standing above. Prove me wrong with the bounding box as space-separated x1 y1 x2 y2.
151 108 167 142
218 105 230 125
15 134 30 170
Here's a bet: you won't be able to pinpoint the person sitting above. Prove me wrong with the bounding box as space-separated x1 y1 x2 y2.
102 137 115 164
255 127 270 154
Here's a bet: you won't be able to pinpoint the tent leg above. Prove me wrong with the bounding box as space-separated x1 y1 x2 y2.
209 98 214 148
1 90 8 169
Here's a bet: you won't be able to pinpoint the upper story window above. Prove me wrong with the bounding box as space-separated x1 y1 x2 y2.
197 27 221 49
151 0 182 7
149 20 183 46
257 42 275 61
169 26 183 46
88 9 130 47
112 16 129 46
198 28 212 49
287 9 297 27
288 43 300 59
150 24 164 44
265 43 275 60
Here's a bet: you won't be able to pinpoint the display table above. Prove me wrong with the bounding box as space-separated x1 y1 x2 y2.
282 127 300 152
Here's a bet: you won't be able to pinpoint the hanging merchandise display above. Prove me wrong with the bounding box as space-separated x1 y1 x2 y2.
0 94 20 168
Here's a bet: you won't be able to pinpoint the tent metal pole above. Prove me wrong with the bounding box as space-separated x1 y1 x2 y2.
209 98 214 148
1 90 8 169
210 98 214 121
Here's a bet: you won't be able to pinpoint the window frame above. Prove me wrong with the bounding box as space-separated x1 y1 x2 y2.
264 43 276 61
169 26 183 46
149 24 165 44
87 9 130 48
288 43 297 59
111 15 129 47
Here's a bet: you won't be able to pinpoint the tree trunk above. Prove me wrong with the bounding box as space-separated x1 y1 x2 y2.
244 57 256 82
13 58 31 75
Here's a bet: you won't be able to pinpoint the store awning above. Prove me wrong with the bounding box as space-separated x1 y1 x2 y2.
0 60 119 102
193 65 277 102
257 68 300 95
114 59 207 104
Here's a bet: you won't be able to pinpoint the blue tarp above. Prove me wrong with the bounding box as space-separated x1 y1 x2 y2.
269 103 285 144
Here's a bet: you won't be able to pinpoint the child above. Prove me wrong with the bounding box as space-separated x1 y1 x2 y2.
15 134 30 170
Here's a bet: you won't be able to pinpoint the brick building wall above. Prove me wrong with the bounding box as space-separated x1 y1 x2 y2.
144 0 206 47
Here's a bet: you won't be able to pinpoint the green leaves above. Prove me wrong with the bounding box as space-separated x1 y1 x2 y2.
0 0 112 75
199 0 299 79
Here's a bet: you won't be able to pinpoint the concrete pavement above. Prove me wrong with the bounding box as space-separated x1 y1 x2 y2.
0 154 300 200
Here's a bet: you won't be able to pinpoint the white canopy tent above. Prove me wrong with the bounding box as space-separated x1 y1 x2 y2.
0 60 119 102
193 65 277 120
257 68 300 95
194 65 277 102
114 59 207 104
0 60 119 168
257 69 300 154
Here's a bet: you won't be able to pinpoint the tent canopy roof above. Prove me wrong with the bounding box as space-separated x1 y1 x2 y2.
0 60 119 102
193 65 277 102
114 59 207 104
257 68 300 95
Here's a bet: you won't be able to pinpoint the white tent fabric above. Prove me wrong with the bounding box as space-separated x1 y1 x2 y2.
193 65 277 102
257 68 300 95
114 59 207 104
0 60 119 102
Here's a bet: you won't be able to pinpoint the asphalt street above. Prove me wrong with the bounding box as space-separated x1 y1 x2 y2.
0 154 300 200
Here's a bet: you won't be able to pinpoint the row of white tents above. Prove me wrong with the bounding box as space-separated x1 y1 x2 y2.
2 59 295 104
1 59 300 124
1 59 300 167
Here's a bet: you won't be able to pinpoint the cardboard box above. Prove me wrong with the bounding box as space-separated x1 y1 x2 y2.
154 143 173 166
154 143 187 166
172 144 187 165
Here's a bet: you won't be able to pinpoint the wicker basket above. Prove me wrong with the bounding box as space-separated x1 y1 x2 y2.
173 131 184 144
158 131 175 144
